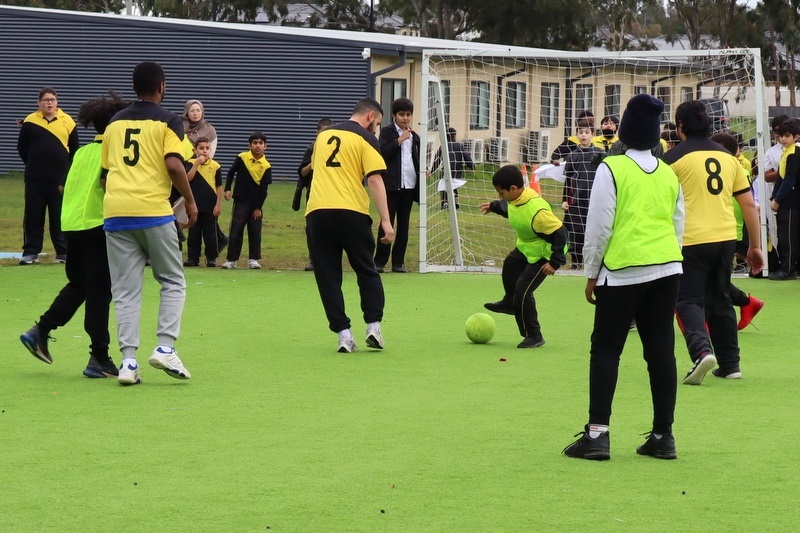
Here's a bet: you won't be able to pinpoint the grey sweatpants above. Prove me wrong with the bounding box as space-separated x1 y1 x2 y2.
106 222 186 360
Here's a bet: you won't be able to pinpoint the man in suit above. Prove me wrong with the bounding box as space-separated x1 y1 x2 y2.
375 98 420 273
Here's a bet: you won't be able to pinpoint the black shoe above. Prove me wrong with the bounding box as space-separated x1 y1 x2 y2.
483 301 514 315
20 324 53 364
83 355 119 378
636 432 677 459
206 260 217 268
563 427 610 460
183 260 199 267
712 367 742 379
441 201 448 210
517 336 545 348
375 264 384 273
768 271 797 280
304 263 314 271
391 264 407 273
54 254 67 264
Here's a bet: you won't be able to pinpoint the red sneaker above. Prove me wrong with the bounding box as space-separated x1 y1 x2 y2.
737 295 765 330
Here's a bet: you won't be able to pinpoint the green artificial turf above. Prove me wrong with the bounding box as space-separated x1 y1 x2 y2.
1 265 798 532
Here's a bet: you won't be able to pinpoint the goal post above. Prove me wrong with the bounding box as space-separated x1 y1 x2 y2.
419 47 769 274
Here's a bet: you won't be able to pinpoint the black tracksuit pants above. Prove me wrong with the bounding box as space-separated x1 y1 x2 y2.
23 182 67 256
375 189 415 270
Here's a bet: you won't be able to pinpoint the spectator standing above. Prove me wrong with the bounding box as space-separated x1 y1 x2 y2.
430 127 475 210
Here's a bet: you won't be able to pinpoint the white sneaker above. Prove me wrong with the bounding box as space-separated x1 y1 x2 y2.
118 362 141 385
248 259 262 269
148 346 191 379
221 261 236 269
366 324 384 349
682 352 717 385
337 338 358 353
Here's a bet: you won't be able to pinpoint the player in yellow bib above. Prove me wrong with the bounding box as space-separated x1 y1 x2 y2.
305 97 393 353
663 101 763 386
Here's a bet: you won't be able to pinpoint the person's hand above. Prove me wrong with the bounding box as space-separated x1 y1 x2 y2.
379 219 395 244
426 170 430 177
478 202 491 215
213 204 221 217
551 160 560 166
58 185 64 195
197 155 207 164
398 130 413 144
561 201 569 211
585 278 597 305
184 198 199 228
542 263 556 276
252 209 262 221
224 191 232 201
771 200 779 212
747 247 765 276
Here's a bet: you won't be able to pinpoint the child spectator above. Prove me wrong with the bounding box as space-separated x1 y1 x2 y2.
550 110 594 164
479 165 567 348
768 118 800 280
20 91 130 378
184 137 223 267
222 131 272 270
562 117 605 267
591 115 619 153
430 127 475 210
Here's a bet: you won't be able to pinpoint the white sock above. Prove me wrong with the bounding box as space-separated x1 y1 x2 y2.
122 357 138 369
588 425 609 439
337 329 353 342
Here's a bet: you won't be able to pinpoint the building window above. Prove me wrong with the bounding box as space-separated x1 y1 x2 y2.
657 86 672 123
681 86 694 102
505 82 527 129
634 85 648 96
540 82 559 128
575 83 594 119
427 80 450 131
604 84 621 117
470 81 490 130
380 79 407 126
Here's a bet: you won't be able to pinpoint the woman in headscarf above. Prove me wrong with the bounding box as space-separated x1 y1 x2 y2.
182 99 227 252
183 99 218 158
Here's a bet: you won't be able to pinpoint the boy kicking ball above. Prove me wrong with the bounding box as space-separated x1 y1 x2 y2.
478 166 567 348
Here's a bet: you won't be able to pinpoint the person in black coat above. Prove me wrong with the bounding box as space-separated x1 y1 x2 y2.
375 98 420 273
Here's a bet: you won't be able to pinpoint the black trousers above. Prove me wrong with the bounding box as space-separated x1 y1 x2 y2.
589 275 680 434
187 212 218 262
500 248 549 338
307 209 384 333
227 201 262 261
23 182 67 256
729 283 749 307
676 241 739 370
39 226 111 359
776 206 800 274
564 204 588 265
375 189 415 269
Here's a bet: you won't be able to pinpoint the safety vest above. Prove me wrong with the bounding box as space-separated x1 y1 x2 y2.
508 190 560 263
61 139 104 232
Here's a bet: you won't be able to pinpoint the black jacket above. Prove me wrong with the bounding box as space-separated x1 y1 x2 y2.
378 124 421 202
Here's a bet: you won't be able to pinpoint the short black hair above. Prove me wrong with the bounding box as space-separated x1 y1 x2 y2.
711 132 738 156
249 131 267 143
675 101 711 138
132 61 165 97
492 165 524 190
661 129 680 145
776 118 800 137
600 115 619 126
446 127 457 142
732 131 745 148
353 97 382 116
77 91 130 134
317 117 333 131
38 87 57 100
772 114 790 130
194 136 210 145
576 118 593 129
391 97 414 115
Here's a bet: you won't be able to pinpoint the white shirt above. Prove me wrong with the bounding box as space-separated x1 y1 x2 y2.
583 149 685 286
395 123 417 189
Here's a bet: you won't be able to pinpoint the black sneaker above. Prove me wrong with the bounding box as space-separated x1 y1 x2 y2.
304 263 314 271
184 260 199 267
563 427 610 460
682 352 717 385
517 336 545 348
375 264 384 273
83 355 119 378
768 271 797 281
206 260 217 268
391 264 407 273
636 432 677 459
20 324 53 364
483 300 514 315
712 367 742 379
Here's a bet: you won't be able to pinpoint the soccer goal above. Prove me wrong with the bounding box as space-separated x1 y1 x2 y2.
419 48 769 273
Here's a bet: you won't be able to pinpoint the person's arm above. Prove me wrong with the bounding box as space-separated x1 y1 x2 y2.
17 122 29 162
67 126 80 162
253 168 272 217
186 156 205 182
550 138 575 163
772 153 799 207
532 210 567 272
166 155 197 227
298 145 313 181
734 164 764 275
378 126 400 160
225 157 240 200
213 167 223 217
367 172 394 244
461 144 475 170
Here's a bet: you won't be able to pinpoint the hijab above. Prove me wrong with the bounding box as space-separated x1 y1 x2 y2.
182 99 217 146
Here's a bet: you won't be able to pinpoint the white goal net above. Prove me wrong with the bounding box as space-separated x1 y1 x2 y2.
419 48 768 273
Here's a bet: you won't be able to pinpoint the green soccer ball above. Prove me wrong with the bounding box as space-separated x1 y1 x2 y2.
465 312 496 344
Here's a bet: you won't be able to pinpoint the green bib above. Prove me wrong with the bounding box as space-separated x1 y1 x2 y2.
602 155 683 270
61 141 104 232
508 192 558 263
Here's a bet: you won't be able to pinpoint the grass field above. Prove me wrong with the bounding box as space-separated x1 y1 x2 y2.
1 173 799 532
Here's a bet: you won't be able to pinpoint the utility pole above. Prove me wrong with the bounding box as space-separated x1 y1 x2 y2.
369 0 375 31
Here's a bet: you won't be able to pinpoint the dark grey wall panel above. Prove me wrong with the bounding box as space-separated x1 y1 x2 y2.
0 9 370 179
